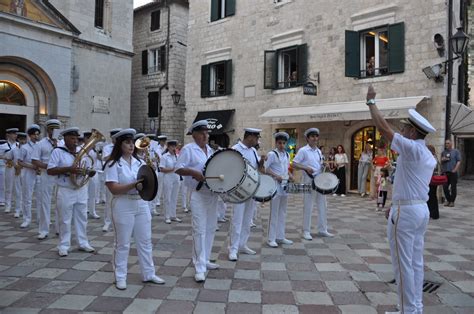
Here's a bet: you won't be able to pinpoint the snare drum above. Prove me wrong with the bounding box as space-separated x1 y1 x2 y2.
253 174 277 202
313 172 339 195
203 148 260 203
287 183 312 194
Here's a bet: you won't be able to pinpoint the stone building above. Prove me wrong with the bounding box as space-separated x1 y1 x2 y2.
131 0 188 141
185 0 473 189
0 0 133 137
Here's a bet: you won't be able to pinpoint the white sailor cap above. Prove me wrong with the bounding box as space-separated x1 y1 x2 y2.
167 139 178 145
274 131 289 141
109 128 122 136
27 124 41 134
6 128 19 133
134 133 145 140
157 135 167 140
189 120 209 133
304 128 320 137
244 128 262 135
45 119 61 128
17 132 27 138
60 127 80 137
401 109 436 135
111 128 136 140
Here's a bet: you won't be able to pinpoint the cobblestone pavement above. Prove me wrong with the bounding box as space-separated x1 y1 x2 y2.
0 180 473 313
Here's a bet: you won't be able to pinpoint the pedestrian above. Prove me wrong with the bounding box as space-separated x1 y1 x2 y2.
358 145 372 197
334 144 348 196
376 168 389 211
427 145 440 219
441 139 461 207
160 140 182 224
371 147 390 199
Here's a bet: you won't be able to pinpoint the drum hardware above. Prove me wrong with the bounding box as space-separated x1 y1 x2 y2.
253 174 278 202
206 175 225 180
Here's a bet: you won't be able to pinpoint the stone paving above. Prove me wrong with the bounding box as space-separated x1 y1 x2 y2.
0 180 473 313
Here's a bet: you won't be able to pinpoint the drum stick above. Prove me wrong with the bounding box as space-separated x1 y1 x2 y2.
206 175 225 180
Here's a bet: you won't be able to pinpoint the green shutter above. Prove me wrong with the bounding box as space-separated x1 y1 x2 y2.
142 50 148 75
297 44 308 84
264 50 277 89
345 30 360 78
211 0 219 21
225 0 235 17
388 22 405 73
225 60 232 95
201 64 210 98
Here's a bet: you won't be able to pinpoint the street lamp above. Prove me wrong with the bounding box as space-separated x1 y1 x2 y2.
171 91 181 106
451 27 469 56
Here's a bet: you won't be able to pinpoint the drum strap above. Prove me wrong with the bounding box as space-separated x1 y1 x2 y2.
252 150 259 166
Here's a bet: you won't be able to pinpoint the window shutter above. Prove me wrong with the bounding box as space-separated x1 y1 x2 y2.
151 10 160 31
264 50 277 89
345 30 360 78
201 64 210 98
225 0 236 17
225 60 232 95
148 92 159 118
142 50 148 75
159 46 166 72
388 22 405 74
297 44 308 84
211 0 219 22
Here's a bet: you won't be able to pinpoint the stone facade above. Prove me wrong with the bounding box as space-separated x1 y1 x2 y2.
131 0 188 142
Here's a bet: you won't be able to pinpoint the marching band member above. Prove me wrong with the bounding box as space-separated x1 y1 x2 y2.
3 128 19 213
95 141 106 205
177 143 190 213
228 128 264 261
32 119 60 239
367 86 436 314
102 128 122 232
47 127 96 257
0 138 7 207
264 132 294 247
175 120 219 282
84 131 100 219
160 140 182 224
155 135 167 209
18 125 41 228
104 128 165 290
11 132 27 218
293 128 334 240
146 134 160 216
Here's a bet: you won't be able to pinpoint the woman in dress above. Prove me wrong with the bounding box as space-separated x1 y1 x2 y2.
334 145 348 196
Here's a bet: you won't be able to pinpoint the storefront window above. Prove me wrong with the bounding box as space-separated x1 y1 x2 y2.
276 128 298 163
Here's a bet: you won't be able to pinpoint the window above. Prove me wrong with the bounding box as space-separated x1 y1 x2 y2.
210 0 235 22
0 81 26 106
201 60 232 97
94 0 104 29
148 91 160 118
345 22 404 78
264 44 307 90
142 46 166 75
151 10 160 31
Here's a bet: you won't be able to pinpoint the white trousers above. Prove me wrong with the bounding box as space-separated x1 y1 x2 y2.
21 169 40 224
357 162 370 194
191 190 218 273
56 186 90 251
388 203 429 314
87 175 98 216
179 180 189 209
13 173 22 215
152 172 164 207
303 189 328 233
4 166 14 208
268 194 288 242
163 174 179 219
230 198 255 254
0 164 5 203
38 172 56 235
111 197 156 282
104 188 112 226
217 197 226 219
96 172 106 203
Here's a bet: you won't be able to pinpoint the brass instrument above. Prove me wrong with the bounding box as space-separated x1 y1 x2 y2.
14 163 22 176
135 137 156 170
71 130 105 188
5 159 14 168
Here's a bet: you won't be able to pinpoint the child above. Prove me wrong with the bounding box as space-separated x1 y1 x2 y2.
376 168 389 211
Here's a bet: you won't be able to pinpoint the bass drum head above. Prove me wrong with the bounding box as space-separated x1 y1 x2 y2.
204 149 246 193
253 174 277 202
313 172 339 194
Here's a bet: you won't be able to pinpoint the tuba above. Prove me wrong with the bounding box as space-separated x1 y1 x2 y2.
135 136 156 170
71 130 105 188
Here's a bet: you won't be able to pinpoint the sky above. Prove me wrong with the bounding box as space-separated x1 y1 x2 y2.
134 0 153 9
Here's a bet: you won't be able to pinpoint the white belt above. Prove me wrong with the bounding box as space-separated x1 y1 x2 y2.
393 200 425 206
115 194 142 200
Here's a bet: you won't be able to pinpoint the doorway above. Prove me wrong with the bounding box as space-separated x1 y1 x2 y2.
209 133 230 148
350 126 377 191
0 114 26 139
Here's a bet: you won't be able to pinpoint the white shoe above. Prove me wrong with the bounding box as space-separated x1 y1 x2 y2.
228 252 238 261
102 223 110 232
37 233 48 240
277 238 293 245
79 245 95 253
250 222 257 228
302 232 313 240
4 206 11 213
90 213 100 219
217 217 227 223
20 222 30 228
239 246 256 255
144 275 165 285
194 272 206 282
184 208 189 213
332 193 337 196
58 249 68 257
165 218 171 224
206 262 220 270
341 194 346 197
152 209 159 216
116 279 127 290
13 213 20 218
318 231 334 238
384 311 400 314
267 240 278 248
361 193 366 197
171 217 182 223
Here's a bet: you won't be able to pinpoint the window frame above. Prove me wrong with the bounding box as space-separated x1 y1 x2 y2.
94 0 105 29
201 60 232 98
359 25 389 78
264 44 307 90
150 10 160 31
210 0 235 22
148 48 161 74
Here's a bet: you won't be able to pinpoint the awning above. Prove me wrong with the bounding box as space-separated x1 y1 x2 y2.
451 102 474 135
193 109 235 134
260 96 428 124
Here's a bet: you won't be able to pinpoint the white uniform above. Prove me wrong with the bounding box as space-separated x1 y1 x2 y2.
265 149 290 242
293 144 328 234
32 137 58 236
160 152 180 219
102 143 114 229
154 143 166 208
0 142 7 205
47 147 92 252
3 140 18 212
387 133 436 314
19 141 41 226
105 157 157 282
95 143 106 204
229 141 259 255
148 140 161 212
175 142 218 274
87 148 100 217
11 144 23 216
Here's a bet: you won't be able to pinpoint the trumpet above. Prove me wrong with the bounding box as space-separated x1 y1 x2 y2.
135 137 156 170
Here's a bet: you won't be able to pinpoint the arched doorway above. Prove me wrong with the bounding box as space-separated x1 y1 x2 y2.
0 81 27 138
350 126 378 191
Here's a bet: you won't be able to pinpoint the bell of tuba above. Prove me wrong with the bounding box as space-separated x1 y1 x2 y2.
71 130 105 188
135 136 156 170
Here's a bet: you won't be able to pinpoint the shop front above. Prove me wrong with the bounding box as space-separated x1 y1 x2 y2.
192 109 235 148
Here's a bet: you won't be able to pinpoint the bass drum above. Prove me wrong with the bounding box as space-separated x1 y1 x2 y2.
203 148 260 203
252 174 277 202
313 172 339 195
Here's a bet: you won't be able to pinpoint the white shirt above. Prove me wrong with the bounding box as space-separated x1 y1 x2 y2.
160 152 179 180
19 141 38 166
293 144 323 179
391 133 436 202
335 153 348 167
1 140 18 163
359 152 372 163
47 146 89 189
104 156 142 195
232 141 259 168
265 149 290 195
175 142 213 190
32 137 56 164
